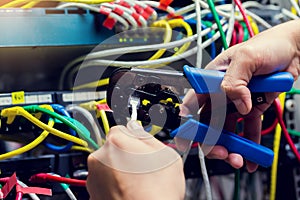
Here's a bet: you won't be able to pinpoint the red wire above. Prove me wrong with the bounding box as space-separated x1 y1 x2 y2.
234 21 244 43
233 0 254 37
15 191 23 200
29 173 86 187
230 25 237 46
274 99 300 162
261 118 278 136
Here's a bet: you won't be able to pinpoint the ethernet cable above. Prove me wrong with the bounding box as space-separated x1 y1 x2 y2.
1 0 114 8
0 115 54 161
45 104 76 152
96 104 110 135
65 23 228 69
66 104 103 146
148 20 172 60
101 3 138 29
17 180 40 200
290 0 300 16
59 19 227 89
141 1 175 16
226 1 236 48
71 145 94 153
140 19 193 69
23 105 99 149
195 0 202 68
49 173 77 200
1 106 88 147
56 3 130 30
21 1 39 8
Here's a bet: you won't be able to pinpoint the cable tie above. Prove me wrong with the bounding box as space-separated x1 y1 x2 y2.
112 7 124 16
103 17 117 30
1 173 17 199
16 184 52 196
143 6 154 19
158 0 173 10
118 0 131 8
131 12 142 26
96 104 112 112
99 6 111 16
167 12 182 19
133 4 143 13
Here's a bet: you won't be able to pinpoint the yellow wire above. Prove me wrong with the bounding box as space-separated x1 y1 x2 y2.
270 93 286 200
99 109 110 135
1 106 88 147
1 0 114 8
168 19 193 56
141 19 193 69
0 114 55 161
247 16 259 35
72 78 109 90
72 20 172 90
21 1 38 8
149 20 172 60
71 145 93 153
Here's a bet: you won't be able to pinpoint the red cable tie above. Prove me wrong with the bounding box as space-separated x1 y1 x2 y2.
113 7 124 16
133 4 143 13
103 17 117 30
16 184 52 196
144 6 154 16
167 13 182 19
119 1 131 8
132 12 142 26
1 172 17 199
96 104 112 112
99 6 111 16
158 0 173 10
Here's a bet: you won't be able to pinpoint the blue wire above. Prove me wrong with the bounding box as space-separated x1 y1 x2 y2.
43 104 76 152
184 19 216 59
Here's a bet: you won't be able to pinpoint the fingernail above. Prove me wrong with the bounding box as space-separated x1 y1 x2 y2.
233 99 248 115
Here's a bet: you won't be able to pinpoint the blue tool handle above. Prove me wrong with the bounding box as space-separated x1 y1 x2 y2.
183 65 294 94
171 118 274 167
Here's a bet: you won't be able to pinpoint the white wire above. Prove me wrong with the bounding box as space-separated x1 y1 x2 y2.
198 0 272 29
290 0 300 16
63 23 228 88
226 1 236 48
56 3 130 30
49 173 77 200
198 144 212 200
133 0 158 20
76 23 228 68
66 105 103 147
141 0 175 15
110 2 148 27
17 180 40 200
59 19 227 89
195 0 202 68
282 8 300 19
102 3 138 28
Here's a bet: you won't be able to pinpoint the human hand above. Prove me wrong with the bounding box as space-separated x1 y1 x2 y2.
86 120 185 200
180 20 300 172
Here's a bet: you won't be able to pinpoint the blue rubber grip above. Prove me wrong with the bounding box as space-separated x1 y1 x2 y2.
171 118 274 167
183 65 294 94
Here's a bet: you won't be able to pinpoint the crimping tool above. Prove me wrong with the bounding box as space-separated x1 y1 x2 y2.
107 65 294 167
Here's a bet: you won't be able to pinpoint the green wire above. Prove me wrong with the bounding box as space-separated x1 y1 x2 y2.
206 0 228 49
24 105 99 149
287 87 300 95
239 21 249 42
233 169 240 200
288 128 300 137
